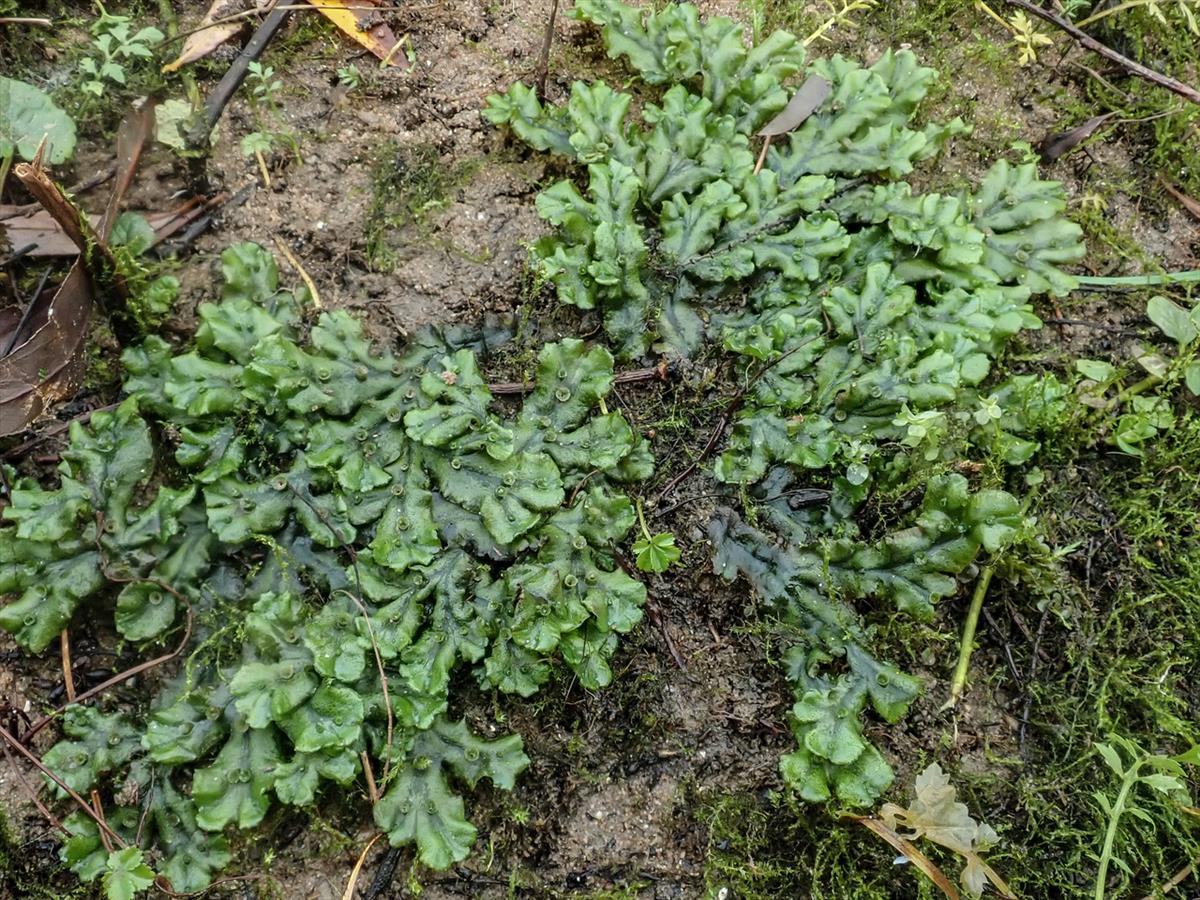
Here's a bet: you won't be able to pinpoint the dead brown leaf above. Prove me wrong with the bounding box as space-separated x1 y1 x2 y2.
162 0 272 73
309 0 406 67
0 204 213 258
0 263 91 436
0 105 155 435
1159 177 1200 222
849 815 961 900
1038 112 1115 163
880 764 1014 899
758 75 832 136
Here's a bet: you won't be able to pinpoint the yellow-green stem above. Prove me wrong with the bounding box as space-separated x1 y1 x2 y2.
943 563 995 710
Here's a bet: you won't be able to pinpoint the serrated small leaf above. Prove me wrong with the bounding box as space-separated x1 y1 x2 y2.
632 531 680 572
102 847 155 900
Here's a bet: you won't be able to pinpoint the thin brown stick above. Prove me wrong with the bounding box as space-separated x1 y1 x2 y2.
1139 863 1195 900
652 337 819 504
335 585 394 785
21 587 194 746
535 0 561 101
489 365 665 396
60 630 76 702
613 552 688 673
0 723 128 847
2 402 120 461
0 742 68 836
361 750 380 805
847 816 961 899
2 167 116 216
92 790 114 852
1002 0 1200 105
753 135 772 175
13 155 99 257
342 833 383 900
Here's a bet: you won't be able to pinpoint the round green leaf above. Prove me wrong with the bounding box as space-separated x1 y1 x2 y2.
0 76 77 163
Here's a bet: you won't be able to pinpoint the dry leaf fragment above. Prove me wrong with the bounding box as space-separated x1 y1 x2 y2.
758 75 832 136
1038 112 1114 163
0 262 91 436
309 0 406 67
1159 177 1200 222
0 105 153 435
880 764 1014 899
850 815 961 900
0 204 217 258
163 0 272 73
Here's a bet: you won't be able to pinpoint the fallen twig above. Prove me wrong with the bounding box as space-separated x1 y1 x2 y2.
1139 863 1195 900
613 551 688 673
0 722 129 848
488 363 666 395
1002 0 1200 105
361 847 403 900
846 815 961 900
1158 177 1200 222
188 6 293 151
535 0 561 101
20 585 193 746
2 401 119 460
60 629 76 702
341 833 383 900
0 741 68 835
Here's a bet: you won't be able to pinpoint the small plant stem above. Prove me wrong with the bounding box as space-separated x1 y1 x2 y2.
274 237 322 308
942 563 995 710
0 148 13 198
254 148 272 188
753 135 771 174
636 497 652 541
1075 0 1159 28
342 832 383 900
1112 373 1162 405
59 629 76 702
1095 764 1141 900
976 0 1018 33
379 32 409 68
1075 269 1200 287
156 0 199 104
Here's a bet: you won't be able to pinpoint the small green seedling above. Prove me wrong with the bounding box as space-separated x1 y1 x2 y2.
80 7 163 98
337 64 362 89
101 847 155 900
1092 735 1195 900
633 500 680 573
